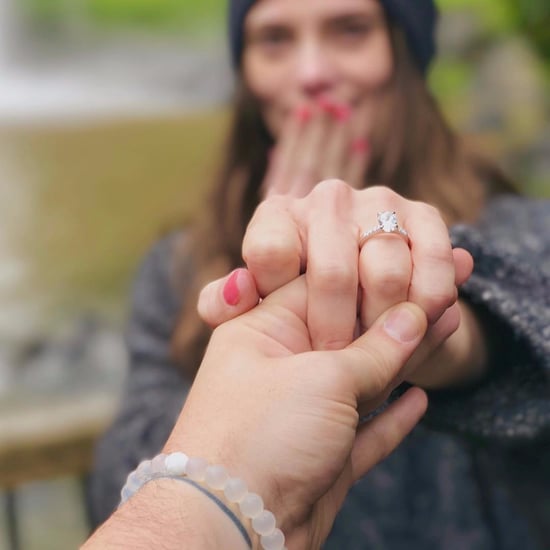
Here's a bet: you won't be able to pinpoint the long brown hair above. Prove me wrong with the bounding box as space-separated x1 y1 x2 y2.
171 25 514 376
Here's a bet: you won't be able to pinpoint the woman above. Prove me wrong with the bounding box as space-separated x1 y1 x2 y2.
90 0 550 548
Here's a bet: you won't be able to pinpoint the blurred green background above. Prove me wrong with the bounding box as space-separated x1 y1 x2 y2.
0 0 546 341
8 0 546 322
20 0 550 57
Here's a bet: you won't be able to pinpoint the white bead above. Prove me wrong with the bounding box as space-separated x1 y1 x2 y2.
186 457 208 481
151 453 167 473
205 465 229 490
136 460 152 480
120 485 133 503
126 472 142 492
165 452 189 475
224 477 248 503
260 528 285 550
252 510 276 535
239 492 264 519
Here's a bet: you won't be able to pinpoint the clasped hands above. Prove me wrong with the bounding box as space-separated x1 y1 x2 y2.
163 182 481 548
200 181 481 390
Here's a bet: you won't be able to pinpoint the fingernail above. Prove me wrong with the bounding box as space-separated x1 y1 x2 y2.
384 306 422 343
351 138 370 155
295 105 311 123
334 104 351 122
223 270 242 306
317 95 333 113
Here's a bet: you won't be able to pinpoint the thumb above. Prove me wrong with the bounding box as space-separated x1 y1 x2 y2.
198 269 260 328
215 276 310 356
339 303 428 402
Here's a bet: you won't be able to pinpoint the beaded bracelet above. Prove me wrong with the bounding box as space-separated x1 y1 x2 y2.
119 452 287 550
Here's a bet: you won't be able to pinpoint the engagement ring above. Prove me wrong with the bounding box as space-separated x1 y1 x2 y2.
359 211 410 247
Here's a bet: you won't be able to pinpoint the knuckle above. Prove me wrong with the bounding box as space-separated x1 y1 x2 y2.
309 262 356 293
259 193 289 211
366 185 399 204
415 201 441 220
363 266 410 299
247 195 290 227
312 178 352 200
243 235 300 274
427 241 454 265
419 290 456 322
315 333 353 352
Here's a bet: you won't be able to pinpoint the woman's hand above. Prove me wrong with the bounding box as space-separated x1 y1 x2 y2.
262 97 371 198
168 276 429 548
199 181 481 389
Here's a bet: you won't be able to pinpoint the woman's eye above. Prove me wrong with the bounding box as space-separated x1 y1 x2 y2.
335 21 372 40
256 29 291 48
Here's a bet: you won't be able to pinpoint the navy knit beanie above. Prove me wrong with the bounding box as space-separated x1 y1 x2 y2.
229 0 438 75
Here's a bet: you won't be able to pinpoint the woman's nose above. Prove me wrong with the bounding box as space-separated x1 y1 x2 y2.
294 40 336 98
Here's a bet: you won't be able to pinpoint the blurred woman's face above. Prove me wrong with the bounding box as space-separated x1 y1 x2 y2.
242 0 394 137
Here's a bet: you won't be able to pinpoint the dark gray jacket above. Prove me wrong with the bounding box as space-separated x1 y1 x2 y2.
90 195 550 549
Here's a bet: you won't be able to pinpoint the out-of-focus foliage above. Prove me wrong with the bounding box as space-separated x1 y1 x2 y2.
513 0 550 63
86 0 223 29
22 1 549 63
18 0 549 201
440 0 550 63
22 0 224 30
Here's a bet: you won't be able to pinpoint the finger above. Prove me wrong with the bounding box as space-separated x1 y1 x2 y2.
198 269 260 328
344 100 372 188
304 180 360 350
319 99 352 181
257 275 308 321
356 297 444 416
345 138 370 188
453 247 474 286
264 103 312 197
359 232 412 330
350 387 427 483
289 103 331 197
340 302 428 401
243 198 303 297
406 300 488 389
398 301 461 385
406 203 457 324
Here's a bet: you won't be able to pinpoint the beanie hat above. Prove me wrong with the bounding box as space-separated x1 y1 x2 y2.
229 0 438 75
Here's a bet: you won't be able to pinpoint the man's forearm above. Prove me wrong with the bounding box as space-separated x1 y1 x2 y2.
83 478 250 550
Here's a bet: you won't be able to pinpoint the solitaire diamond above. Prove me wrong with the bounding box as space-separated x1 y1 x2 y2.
378 211 398 232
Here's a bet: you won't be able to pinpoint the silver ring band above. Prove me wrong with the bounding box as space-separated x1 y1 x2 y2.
359 211 410 248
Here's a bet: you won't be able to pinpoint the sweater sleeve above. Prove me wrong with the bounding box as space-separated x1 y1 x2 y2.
89 232 194 526
424 195 550 445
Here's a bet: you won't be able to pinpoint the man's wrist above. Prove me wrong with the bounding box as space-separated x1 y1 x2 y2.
83 478 250 550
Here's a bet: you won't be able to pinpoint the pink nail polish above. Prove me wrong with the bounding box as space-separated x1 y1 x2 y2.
295 105 312 123
318 96 333 113
351 138 370 155
223 270 241 306
334 104 352 122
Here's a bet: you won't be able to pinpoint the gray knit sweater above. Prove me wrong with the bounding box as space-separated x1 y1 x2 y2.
90 195 550 549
